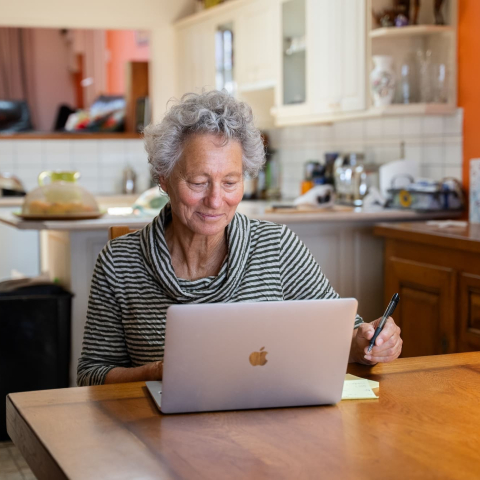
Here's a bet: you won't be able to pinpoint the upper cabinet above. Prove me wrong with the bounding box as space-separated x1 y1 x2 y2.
176 20 216 95
236 0 277 92
312 0 366 115
274 0 367 126
174 0 458 127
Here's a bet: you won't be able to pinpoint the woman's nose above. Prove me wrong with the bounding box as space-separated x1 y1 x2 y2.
205 184 222 208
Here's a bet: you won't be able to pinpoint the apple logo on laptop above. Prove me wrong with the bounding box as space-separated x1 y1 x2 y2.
249 347 268 366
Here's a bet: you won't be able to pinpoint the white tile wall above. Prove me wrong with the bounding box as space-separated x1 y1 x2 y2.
267 108 464 198
0 138 149 194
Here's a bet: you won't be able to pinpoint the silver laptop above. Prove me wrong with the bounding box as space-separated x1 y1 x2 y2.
146 298 357 414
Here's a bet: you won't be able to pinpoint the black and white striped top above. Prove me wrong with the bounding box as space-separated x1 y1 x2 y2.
77 205 363 386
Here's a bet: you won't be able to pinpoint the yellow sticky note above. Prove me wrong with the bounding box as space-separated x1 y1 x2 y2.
342 379 378 400
345 374 379 390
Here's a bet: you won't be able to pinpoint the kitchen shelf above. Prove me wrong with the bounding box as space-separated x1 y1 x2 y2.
0 132 143 140
368 103 457 116
273 102 457 127
370 25 454 38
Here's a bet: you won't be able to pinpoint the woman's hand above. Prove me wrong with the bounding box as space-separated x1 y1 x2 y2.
350 317 402 365
104 360 163 384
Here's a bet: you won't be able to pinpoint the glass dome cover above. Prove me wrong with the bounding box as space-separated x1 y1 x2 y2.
21 182 100 217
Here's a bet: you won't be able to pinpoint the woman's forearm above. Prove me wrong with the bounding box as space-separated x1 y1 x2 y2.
104 361 163 384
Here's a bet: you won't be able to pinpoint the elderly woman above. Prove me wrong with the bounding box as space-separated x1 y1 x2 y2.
77 90 402 386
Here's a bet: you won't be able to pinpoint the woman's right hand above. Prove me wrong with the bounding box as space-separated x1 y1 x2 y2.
147 360 164 380
104 360 163 384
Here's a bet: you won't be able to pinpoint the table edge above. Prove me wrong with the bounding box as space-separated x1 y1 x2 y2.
6 394 67 480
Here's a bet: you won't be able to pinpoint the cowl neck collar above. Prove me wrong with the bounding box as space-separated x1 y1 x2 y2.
140 204 252 303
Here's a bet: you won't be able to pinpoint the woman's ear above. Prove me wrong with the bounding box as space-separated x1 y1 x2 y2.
159 176 168 194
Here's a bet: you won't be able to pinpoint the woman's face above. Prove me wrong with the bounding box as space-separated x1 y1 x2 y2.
160 133 244 237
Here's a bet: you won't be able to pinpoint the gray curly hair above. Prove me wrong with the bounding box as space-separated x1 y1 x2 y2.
144 90 265 183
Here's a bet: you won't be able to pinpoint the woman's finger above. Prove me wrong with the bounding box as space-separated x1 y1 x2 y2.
365 337 403 363
373 317 397 347
368 326 400 354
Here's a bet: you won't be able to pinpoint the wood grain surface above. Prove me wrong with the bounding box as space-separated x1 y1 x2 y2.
374 222 480 254
7 353 480 480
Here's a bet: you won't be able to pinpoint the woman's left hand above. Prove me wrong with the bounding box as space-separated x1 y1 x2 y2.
351 317 403 365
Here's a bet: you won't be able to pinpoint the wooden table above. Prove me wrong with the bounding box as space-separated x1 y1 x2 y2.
7 352 480 480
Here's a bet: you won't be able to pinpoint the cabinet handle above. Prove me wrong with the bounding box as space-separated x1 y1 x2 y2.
441 337 449 354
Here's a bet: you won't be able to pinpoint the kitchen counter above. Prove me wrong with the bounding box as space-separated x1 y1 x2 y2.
374 220 480 253
374 221 480 357
0 202 461 231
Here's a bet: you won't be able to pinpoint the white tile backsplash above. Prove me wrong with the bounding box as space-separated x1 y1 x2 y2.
422 116 445 136
402 116 423 137
444 165 462 181
423 144 444 165
444 109 463 135
404 143 423 163
365 118 383 138
15 140 43 156
268 108 464 198
421 164 445 180
1 138 147 195
445 142 463 166
382 117 402 137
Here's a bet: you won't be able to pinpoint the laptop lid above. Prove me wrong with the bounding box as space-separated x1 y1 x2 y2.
158 298 357 414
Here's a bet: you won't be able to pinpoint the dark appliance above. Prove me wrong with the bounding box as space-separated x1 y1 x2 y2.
0 100 33 133
0 284 72 440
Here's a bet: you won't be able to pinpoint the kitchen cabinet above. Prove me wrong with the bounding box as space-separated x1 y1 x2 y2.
274 0 367 126
235 0 277 92
312 0 366 115
375 222 480 358
174 0 458 127
175 0 278 128
176 20 216 95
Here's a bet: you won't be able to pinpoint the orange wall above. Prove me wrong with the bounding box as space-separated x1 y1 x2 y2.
458 0 480 192
106 30 150 95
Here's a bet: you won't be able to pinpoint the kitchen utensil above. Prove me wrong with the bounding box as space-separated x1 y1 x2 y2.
387 176 464 211
334 153 368 206
0 173 26 196
379 159 420 198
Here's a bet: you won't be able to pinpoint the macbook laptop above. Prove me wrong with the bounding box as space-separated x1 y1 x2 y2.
146 298 357 414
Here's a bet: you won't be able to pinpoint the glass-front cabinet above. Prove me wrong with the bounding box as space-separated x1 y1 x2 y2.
275 0 367 125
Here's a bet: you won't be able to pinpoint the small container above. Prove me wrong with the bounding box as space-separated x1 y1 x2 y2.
21 183 100 217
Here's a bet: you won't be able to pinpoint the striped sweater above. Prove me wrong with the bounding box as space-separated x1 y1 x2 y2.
77 205 363 386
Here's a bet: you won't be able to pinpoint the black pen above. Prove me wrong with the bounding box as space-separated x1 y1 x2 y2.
367 293 400 353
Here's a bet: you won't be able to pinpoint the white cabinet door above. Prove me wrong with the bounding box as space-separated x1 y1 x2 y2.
177 22 216 96
311 0 366 115
236 0 277 92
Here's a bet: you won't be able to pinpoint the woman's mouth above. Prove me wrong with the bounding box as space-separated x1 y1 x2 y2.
196 212 223 220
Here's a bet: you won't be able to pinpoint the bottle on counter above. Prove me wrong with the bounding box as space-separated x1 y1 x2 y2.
257 133 281 200
122 166 137 195
301 161 318 195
